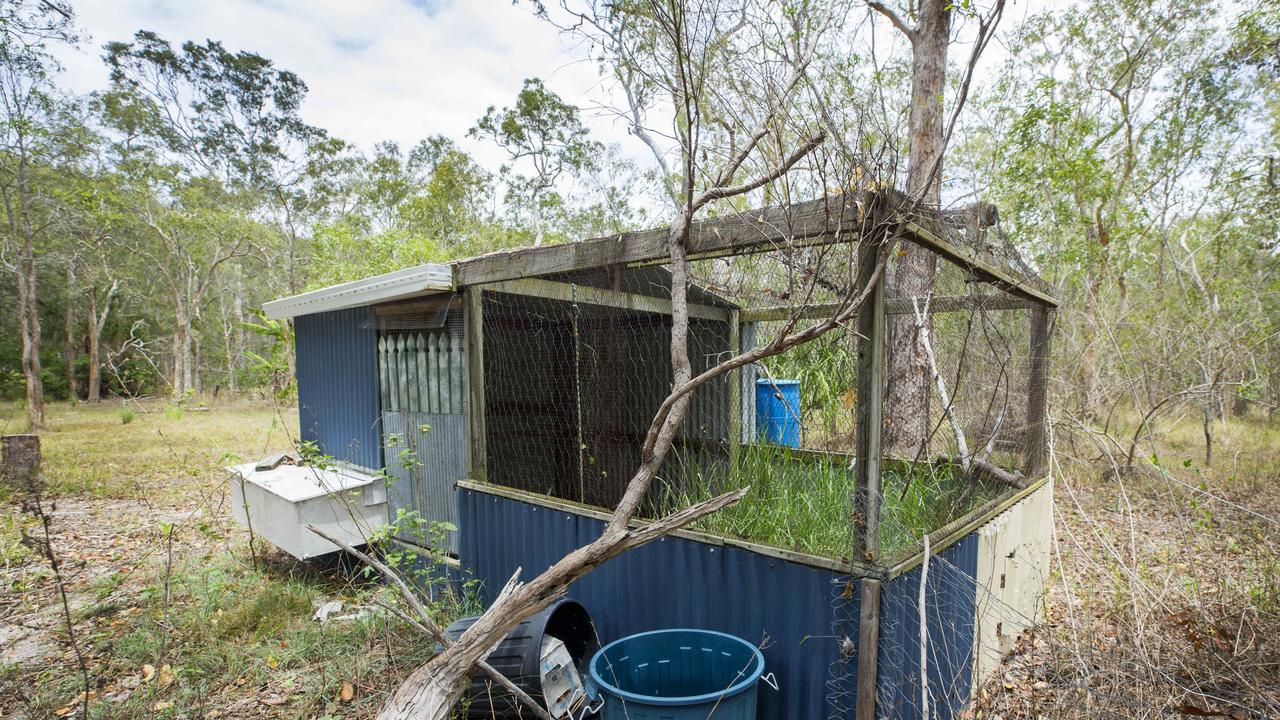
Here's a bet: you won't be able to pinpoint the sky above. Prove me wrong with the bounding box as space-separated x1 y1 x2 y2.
51 0 646 169
48 0 1062 188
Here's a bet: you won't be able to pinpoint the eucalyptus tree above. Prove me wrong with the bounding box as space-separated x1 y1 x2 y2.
470 78 602 246
0 0 78 427
102 31 323 396
307 135 498 287
856 0 1008 455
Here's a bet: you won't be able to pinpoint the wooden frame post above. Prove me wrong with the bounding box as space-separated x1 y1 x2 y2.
856 577 882 720
1024 306 1053 478
852 232 887 720
728 309 741 462
853 235 887 562
465 288 487 483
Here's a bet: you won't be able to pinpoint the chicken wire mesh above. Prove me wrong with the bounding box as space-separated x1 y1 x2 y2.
472 226 1046 554
464 206 1052 720
478 268 734 510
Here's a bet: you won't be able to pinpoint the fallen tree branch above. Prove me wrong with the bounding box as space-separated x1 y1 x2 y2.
306 525 555 720
912 295 970 471
375 487 748 720
970 458 1026 489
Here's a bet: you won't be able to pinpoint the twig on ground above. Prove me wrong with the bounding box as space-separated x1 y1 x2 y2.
306 525 555 720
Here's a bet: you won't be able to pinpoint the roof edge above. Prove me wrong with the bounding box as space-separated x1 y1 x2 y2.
263 263 453 320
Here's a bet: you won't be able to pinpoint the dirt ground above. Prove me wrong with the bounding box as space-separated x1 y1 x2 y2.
1 401 438 719
967 422 1280 719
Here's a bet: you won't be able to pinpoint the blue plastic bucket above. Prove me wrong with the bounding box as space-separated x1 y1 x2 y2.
588 629 765 720
755 378 801 448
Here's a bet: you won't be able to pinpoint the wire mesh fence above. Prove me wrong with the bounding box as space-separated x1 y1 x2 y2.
479 273 733 510
455 199 1055 720
469 217 1048 558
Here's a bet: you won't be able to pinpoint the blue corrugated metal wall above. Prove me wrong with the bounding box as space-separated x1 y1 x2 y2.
458 488 985 719
294 307 382 471
458 489 860 720
877 534 979 720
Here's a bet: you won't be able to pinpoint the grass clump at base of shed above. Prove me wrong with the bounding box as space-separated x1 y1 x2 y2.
658 445 1005 562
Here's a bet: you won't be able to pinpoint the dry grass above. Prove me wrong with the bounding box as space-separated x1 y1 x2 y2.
0 400 457 720
971 410 1280 719
0 399 298 500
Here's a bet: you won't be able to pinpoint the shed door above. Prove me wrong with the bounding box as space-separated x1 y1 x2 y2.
378 320 466 554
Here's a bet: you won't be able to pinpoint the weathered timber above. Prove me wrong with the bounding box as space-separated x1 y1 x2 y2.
1024 306 1053 477
453 194 873 286
855 577 882 720
2 434 41 495
970 458 1026 489
479 277 731 321
465 288 487 483
853 233 887 564
739 293 1036 322
901 220 1059 307
452 190 1060 309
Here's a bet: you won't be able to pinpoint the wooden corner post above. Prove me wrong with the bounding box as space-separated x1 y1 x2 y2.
465 288 487 483
1024 305 1053 478
728 309 742 462
853 230 887 720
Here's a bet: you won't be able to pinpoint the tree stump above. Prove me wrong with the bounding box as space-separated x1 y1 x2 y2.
2 434 42 495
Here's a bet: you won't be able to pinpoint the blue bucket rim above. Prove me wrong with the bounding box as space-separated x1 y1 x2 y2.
756 378 800 386
588 628 765 707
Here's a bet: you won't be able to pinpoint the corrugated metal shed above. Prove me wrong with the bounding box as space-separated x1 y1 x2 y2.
458 488 860 720
294 307 383 472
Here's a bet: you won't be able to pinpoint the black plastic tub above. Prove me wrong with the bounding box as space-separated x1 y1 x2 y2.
443 599 599 719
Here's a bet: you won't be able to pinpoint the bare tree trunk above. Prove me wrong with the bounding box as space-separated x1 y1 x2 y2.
883 0 951 455
87 293 102 403
531 187 545 247
173 293 189 398
17 257 44 428
233 267 245 394
86 281 116 403
188 330 199 396
64 262 79 402
6 158 46 428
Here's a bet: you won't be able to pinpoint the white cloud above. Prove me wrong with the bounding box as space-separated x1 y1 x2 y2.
51 0 648 169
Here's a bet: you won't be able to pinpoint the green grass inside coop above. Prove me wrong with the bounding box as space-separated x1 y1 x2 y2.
656 445 1006 562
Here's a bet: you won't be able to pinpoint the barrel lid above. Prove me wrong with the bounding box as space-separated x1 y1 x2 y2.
756 378 799 386
588 628 764 707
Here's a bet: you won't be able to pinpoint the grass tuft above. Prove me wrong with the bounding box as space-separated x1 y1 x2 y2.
657 445 1003 561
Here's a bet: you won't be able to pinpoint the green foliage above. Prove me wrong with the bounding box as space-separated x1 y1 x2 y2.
470 78 605 243
103 30 322 188
0 508 32 567
239 311 295 400
118 407 135 424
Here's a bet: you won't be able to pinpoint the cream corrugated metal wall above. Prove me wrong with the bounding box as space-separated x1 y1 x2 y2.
972 480 1054 689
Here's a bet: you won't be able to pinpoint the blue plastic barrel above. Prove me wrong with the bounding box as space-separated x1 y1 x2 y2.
588 629 765 720
755 378 801 448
